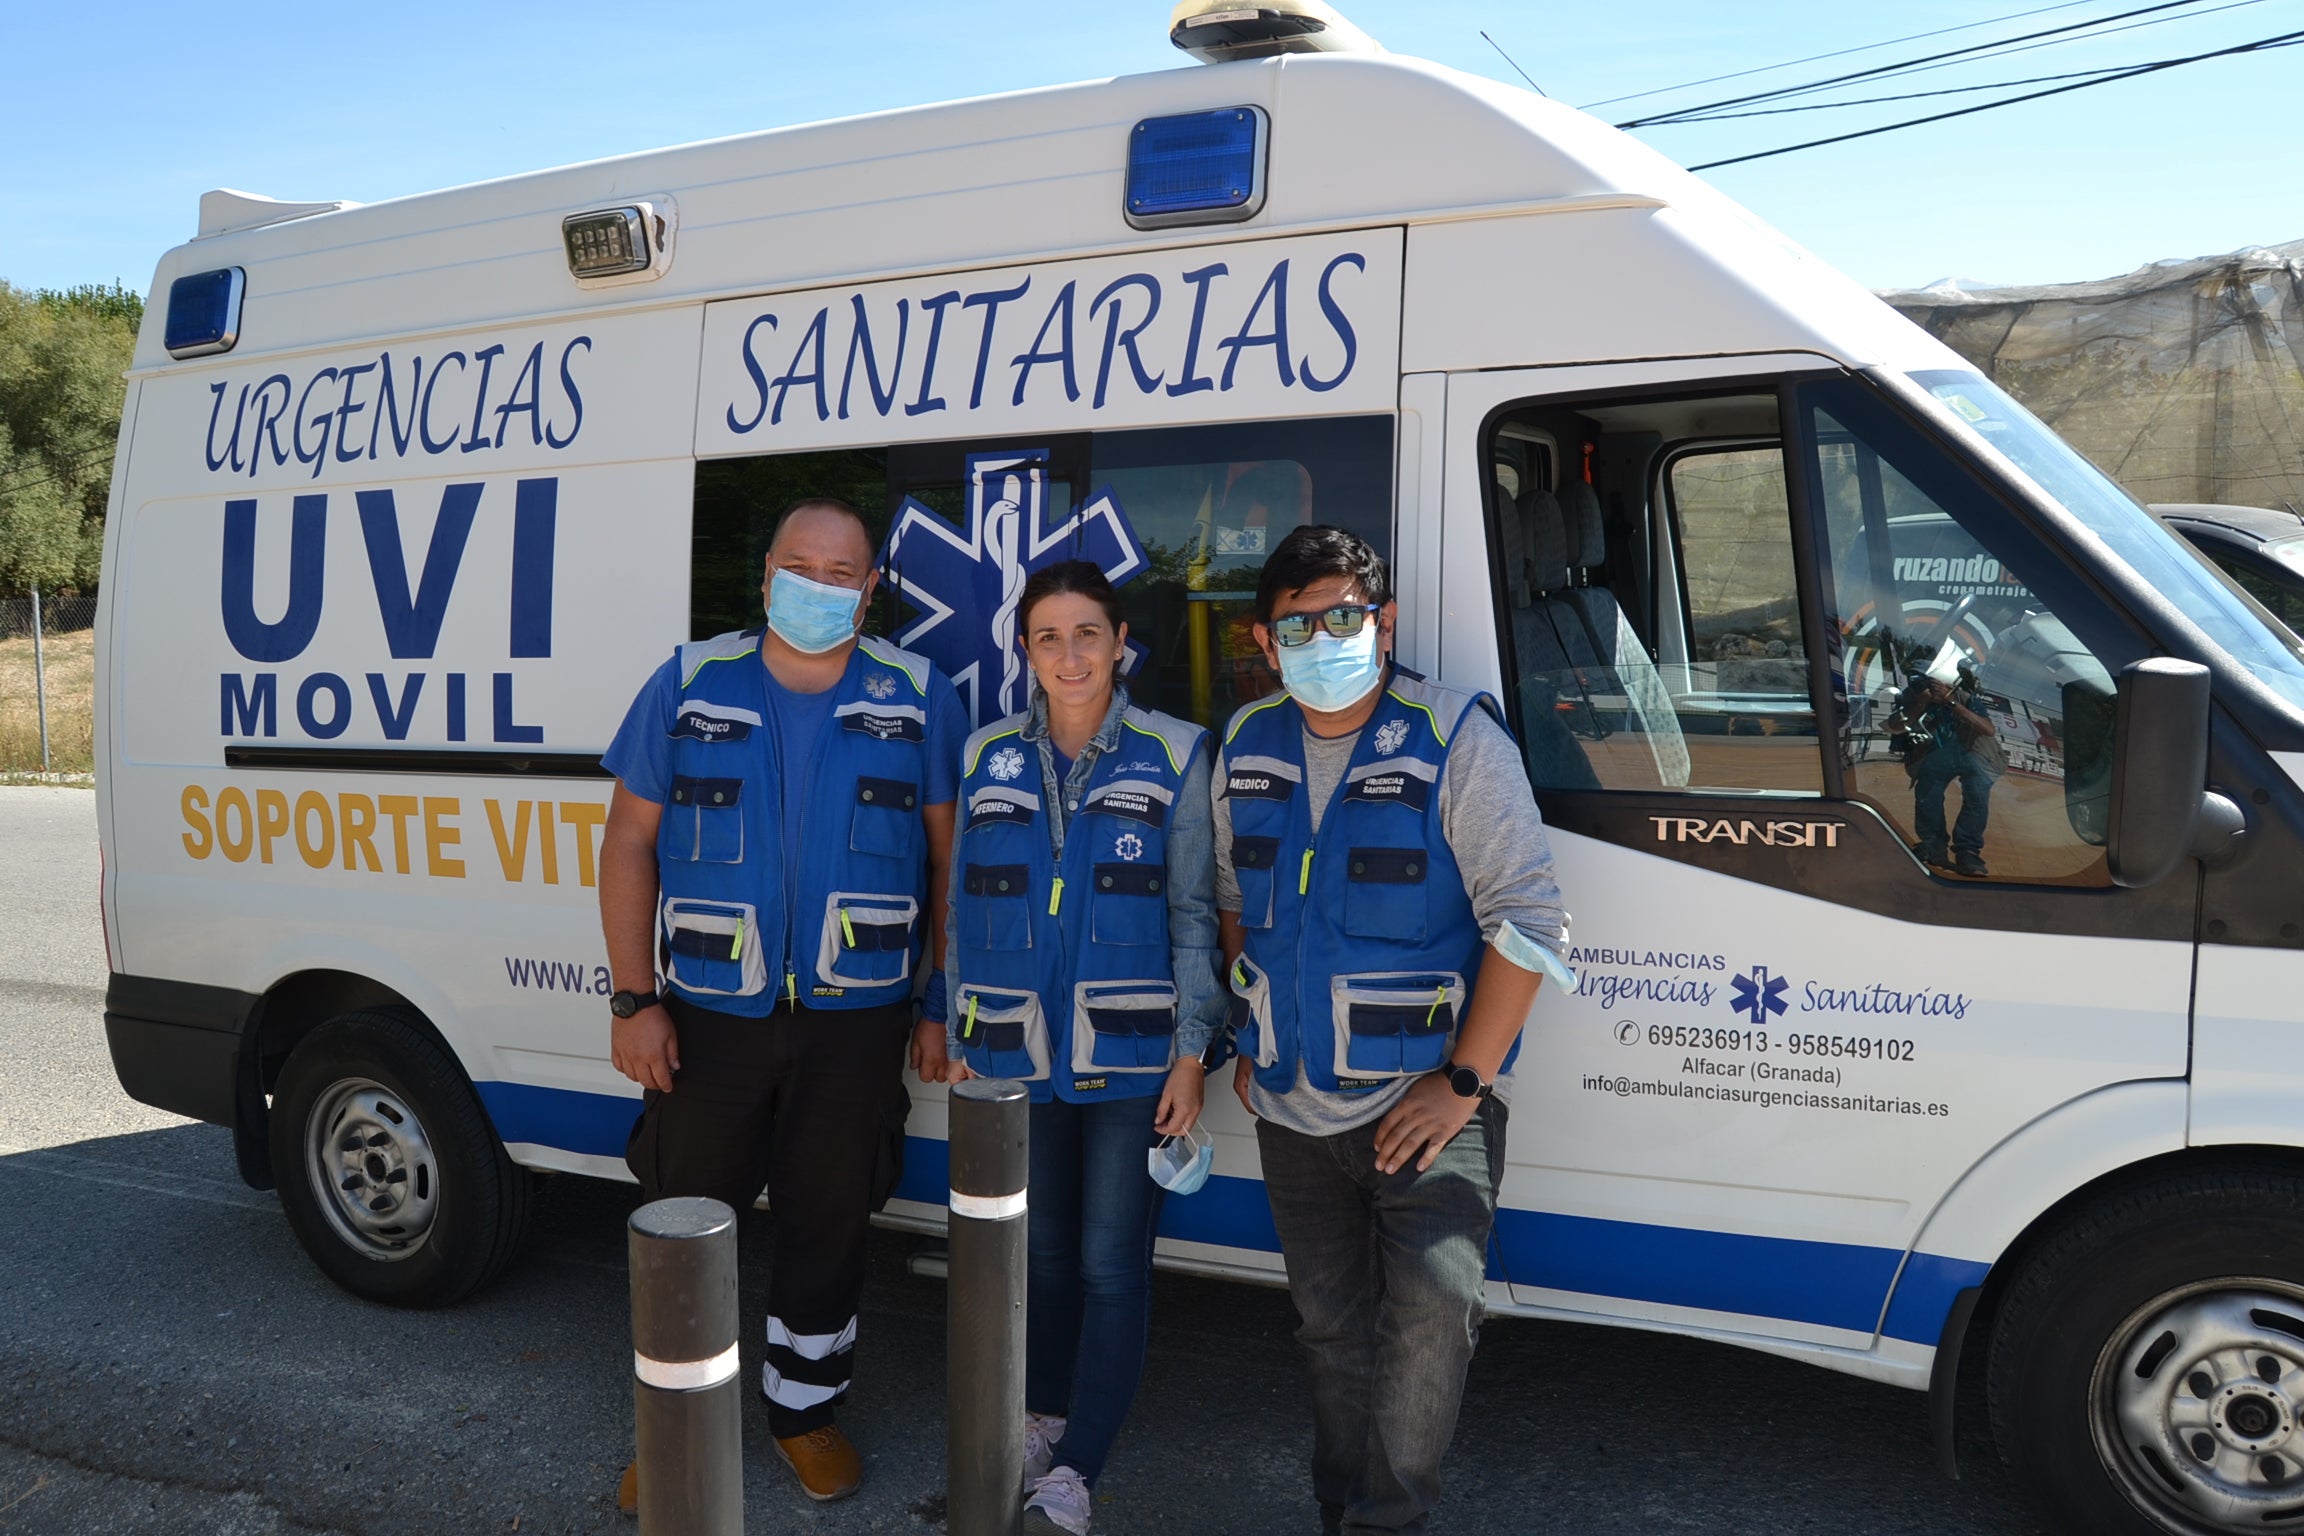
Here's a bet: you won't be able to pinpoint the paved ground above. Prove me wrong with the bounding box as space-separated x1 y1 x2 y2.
0 786 2055 1535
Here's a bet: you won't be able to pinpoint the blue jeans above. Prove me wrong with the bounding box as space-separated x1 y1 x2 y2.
1912 749 1995 856
1256 1101 1506 1536
1026 1093 1165 1485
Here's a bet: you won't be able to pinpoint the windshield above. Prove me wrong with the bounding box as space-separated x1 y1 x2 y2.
1912 369 2304 715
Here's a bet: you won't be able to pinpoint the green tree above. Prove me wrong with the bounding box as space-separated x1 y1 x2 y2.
0 280 140 596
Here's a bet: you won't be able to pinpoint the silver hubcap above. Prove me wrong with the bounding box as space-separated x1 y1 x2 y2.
2093 1280 2304 1531
304 1078 437 1261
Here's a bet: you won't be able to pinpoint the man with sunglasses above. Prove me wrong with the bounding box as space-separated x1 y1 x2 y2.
1213 525 1571 1536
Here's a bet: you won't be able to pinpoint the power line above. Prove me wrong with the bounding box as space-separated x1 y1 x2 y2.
1639 0 2269 125
1688 24 2304 170
1617 0 2213 128
1480 30 1547 96
1652 62 2134 122
1578 0 2105 109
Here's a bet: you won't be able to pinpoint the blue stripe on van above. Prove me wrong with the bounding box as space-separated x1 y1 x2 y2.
476 1080 1985 1346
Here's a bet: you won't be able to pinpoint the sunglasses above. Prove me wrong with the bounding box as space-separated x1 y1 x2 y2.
1269 603 1381 648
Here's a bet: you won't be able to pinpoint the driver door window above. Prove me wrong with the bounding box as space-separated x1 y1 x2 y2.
1801 387 2116 886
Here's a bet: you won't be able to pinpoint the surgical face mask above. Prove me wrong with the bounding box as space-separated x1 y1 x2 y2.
766 568 865 654
1148 1125 1215 1196
1275 625 1384 713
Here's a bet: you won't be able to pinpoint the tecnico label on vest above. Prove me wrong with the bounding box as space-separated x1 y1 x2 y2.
1650 817 1843 848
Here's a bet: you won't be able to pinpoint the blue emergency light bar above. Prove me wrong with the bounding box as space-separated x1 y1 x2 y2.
163 268 245 359
1124 106 1269 230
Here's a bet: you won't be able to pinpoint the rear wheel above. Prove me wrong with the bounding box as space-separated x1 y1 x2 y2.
269 1008 531 1306
1990 1164 2304 1535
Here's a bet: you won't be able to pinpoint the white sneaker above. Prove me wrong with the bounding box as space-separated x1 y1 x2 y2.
1022 1466 1092 1535
1022 1411 1067 1483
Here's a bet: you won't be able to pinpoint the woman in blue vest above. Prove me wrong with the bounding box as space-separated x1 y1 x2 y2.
940 560 1221 1536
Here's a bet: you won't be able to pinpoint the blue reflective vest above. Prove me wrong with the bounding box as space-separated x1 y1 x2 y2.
654 630 941 1017
1219 670 1513 1095
951 702 1207 1103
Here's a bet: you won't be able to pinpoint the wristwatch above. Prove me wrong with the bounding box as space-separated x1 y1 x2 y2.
609 987 660 1019
1443 1060 1494 1100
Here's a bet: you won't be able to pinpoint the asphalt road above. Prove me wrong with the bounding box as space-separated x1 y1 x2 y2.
0 786 2056 1535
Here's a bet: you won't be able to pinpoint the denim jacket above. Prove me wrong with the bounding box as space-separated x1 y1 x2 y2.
946 681 1225 1059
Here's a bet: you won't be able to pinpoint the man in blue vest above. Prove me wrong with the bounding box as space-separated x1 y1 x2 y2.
597 497 967 1504
1214 525 1571 1536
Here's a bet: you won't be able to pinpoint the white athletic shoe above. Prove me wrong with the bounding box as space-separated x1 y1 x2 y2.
1022 1466 1092 1535
1022 1411 1067 1483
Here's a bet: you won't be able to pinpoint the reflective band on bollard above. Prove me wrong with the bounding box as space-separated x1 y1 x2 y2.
630 1196 744 1536
948 1077 1029 1536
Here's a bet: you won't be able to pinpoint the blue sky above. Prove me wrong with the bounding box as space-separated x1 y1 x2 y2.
4 0 2297 297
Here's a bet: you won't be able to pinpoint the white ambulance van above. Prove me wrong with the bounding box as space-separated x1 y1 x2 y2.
96 11 2304 1534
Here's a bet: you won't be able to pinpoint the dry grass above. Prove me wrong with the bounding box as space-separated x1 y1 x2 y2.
0 629 95 774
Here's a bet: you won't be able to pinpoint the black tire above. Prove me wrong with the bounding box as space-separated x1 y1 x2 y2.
269 1008 532 1307
1988 1162 2304 1535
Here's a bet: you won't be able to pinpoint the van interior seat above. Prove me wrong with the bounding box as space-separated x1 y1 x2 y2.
1493 470 1602 790
1559 478 1632 664
1554 476 1693 788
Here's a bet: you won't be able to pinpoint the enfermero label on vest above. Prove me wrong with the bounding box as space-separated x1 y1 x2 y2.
967 796 1035 830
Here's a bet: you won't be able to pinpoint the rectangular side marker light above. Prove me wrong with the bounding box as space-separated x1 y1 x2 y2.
163 268 245 359
562 207 651 278
1124 106 1269 230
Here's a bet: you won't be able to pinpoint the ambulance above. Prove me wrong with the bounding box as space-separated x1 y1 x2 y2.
94 5 2304 1531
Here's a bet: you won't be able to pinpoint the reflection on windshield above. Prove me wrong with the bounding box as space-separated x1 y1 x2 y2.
1912 369 2304 716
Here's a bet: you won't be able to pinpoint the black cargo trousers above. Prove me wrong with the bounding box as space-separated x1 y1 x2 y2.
625 991 913 1437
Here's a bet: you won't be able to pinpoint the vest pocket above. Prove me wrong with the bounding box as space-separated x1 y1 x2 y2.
667 777 745 864
1230 836 1280 929
1227 954 1278 1068
1089 861 1166 946
1071 980 1178 1074
956 985 1050 1081
850 776 919 860
1328 971 1464 1079
1341 845 1430 942
662 899 767 997
963 863 1033 951
817 893 919 989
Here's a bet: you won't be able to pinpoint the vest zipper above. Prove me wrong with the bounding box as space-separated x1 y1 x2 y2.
1048 876 1064 916
1299 848 1314 895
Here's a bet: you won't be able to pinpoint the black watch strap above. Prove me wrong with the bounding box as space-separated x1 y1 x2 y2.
610 988 660 1019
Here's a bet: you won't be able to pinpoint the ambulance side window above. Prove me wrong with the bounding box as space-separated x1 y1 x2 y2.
1487 392 1824 796
1798 384 2117 886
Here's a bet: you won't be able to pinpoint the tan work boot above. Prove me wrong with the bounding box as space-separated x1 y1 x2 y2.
616 1460 638 1515
774 1425 863 1502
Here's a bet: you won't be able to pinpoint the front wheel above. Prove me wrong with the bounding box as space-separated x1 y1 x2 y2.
269 1008 532 1307
1990 1163 2304 1535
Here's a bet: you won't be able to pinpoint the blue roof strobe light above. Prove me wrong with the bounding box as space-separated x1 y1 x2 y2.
164 268 245 359
1125 106 1269 230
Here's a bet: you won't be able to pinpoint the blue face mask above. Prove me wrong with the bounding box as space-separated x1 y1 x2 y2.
1276 625 1384 713
766 568 864 654
1148 1127 1215 1196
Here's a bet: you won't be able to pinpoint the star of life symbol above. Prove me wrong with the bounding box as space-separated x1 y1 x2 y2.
864 671 898 701
1728 965 1790 1025
1113 831 1145 862
987 746 1027 782
1373 719 1410 756
879 447 1149 726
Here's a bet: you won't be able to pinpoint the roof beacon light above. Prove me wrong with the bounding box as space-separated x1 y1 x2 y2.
163 267 245 359
561 202 676 285
1168 0 1379 65
1125 106 1270 230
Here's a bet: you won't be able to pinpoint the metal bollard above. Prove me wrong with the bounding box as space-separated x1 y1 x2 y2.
629 1196 744 1535
947 1077 1029 1536
30 585 48 774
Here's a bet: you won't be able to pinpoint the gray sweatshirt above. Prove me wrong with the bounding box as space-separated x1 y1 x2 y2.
1213 699 1570 1136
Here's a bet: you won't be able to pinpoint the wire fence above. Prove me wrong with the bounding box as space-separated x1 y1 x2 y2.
0 590 99 777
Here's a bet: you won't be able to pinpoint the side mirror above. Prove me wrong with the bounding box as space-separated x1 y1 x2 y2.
2107 658 2212 888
